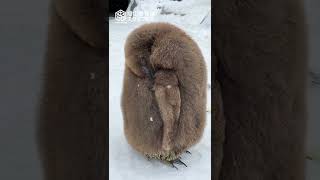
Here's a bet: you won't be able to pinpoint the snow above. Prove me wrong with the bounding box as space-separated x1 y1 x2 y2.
109 0 320 179
109 0 211 179
126 0 211 26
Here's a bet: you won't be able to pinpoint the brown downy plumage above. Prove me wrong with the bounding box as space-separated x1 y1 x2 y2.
154 70 181 152
37 0 107 180
213 0 307 179
121 23 207 163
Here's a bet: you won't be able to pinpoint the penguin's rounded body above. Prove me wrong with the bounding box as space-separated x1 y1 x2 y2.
121 23 207 161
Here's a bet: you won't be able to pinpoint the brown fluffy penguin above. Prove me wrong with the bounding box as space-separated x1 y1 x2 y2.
213 0 308 179
121 23 207 166
37 0 107 180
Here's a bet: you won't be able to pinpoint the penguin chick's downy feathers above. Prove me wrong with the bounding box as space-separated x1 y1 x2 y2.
121 23 207 159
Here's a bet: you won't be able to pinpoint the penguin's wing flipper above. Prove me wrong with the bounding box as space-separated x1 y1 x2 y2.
166 86 181 120
155 85 181 151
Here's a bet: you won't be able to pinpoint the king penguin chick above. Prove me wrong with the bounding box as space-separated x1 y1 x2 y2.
121 23 207 167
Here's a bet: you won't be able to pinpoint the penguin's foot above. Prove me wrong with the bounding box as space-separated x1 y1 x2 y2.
145 151 178 161
185 150 192 155
145 151 188 169
170 158 187 167
161 157 187 170
164 160 179 170
170 163 179 169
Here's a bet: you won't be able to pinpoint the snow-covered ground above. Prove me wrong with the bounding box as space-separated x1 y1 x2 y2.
109 0 212 179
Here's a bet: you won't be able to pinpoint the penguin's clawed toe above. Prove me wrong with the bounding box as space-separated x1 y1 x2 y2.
170 162 179 170
171 158 188 167
185 150 192 155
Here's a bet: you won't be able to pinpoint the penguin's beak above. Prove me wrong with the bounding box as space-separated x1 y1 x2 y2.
141 64 156 80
